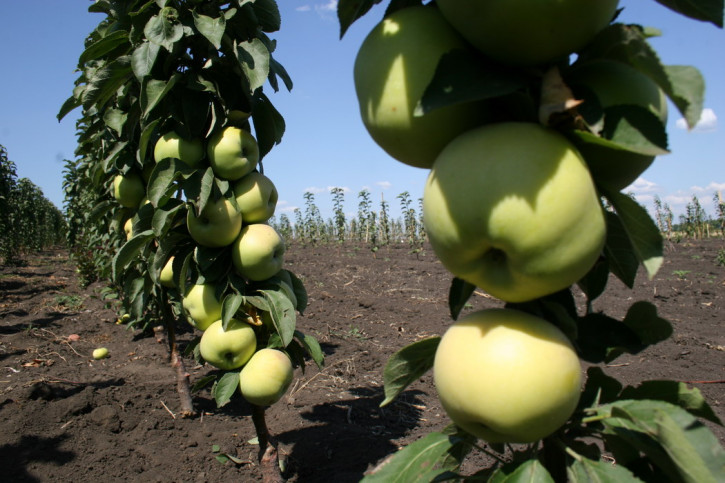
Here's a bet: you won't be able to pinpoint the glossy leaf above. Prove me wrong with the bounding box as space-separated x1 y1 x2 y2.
294 330 325 370
448 277 475 321
653 0 723 27
381 337 439 407
212 371 240 408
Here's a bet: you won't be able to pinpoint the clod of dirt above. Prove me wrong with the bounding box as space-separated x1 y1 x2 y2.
89 404 121 432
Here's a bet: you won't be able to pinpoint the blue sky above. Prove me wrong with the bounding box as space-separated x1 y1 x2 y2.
0 1 722 223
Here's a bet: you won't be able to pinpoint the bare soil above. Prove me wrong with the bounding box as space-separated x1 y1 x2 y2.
1 239 723 482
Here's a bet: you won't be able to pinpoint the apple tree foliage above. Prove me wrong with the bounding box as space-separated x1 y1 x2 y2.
59 0 323 431
0 144 66 265
337 0 725 481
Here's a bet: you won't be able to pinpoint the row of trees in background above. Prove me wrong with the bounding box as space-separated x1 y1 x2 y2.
0 144 66 265
270 188 427 252
270 187 725 250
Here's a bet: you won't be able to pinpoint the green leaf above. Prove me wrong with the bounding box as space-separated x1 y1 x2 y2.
193 10 226 49
78 30 130 66
147 158 192 206
577 257 609 303
653 0 723 27
602 189 663 280
137 118 160 164
286 269 308 314
103 108 128 137
251 93 285 159
252 0 282 33
190 374 216 393
598 105 669 156
112 229 154 282
212 371 240 408
620 380 722 425
131 41 160 80
269 57 293 92
361 432 459 483
141 73 180 118
221 292 244 329
602 211 639 288
488 459 555 483
237 38 270 93
663 64 705 130
294 330 325 370
144 7 184 51
337 0 384 39
57 94 82 121
576 313 643 363
261 289 296 347
381 338 439 407
81 56 134 112
417 49 530 117
567 455 643 482
448 277 475 321
579 366 624 409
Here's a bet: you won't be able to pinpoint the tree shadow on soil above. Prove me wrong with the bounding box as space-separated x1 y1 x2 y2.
277 386 428 482
0 434 75 483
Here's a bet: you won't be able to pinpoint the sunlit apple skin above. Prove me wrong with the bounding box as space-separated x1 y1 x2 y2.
92 347 109 360
123 218 133 240
186 197 242 248
159 256 175 288
233 171 278 224
207 126 260 180
434 308 582 443
436 0 619 66
182 283 223 331
239 348 294 406
423 122 606 303
353 5 488 169
566 60 669 190
153 131 205 167
113 173 145 208
232 224 285 281
199 319 257 370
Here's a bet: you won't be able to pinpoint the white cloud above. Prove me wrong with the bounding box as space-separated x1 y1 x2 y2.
315 0 338 12
376 181 392 190
628 177 658 193
328 185 350 193
296 5 311 12
691 181 725 193
675 107 717 132
303 186 326 194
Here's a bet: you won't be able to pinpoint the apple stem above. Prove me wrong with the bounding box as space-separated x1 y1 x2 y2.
251 404 284 483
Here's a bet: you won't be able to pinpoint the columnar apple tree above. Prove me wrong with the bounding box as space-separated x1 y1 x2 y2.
59 0 323 475
340 0 725 481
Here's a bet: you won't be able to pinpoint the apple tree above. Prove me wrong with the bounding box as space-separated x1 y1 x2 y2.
338 0 725 481
59 0 323 477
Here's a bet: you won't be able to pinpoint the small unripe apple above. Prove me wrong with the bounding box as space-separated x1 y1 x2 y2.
113 173 145 208
92 348 109 360
123 218 133 240
231 224 285 281
200 319 257 370
239 348 294 406
182 283 223 331
186 197 243 248
207 126 260 181
233 171 279 224
159 256 175 288
153 131 204 167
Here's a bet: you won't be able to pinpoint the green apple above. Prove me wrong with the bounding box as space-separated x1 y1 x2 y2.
566 60 669 190
186 197 242 248
231 224 285 281
113 173 145 208
436 0 619 66
239 348 294 406
123 218 133 240
353 5 488 169
434 308 582 443
159 256 175 288
182 283 223 331
207 126 260 180
423 122 606 303
153 131 204 167
199 319 257 370
92 347 109 360
233 171 278 224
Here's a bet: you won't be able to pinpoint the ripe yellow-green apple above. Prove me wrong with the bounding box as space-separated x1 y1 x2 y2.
186 197 242 248
231 224 285 281
182 283 223 331
123 218 134 240
434 308 582 443
233 171 278 223
159 256 175 288
113 173 145 208
565 60 669 190
199 319 257 370
207 126 260 180
153 131 204 167
423 122 606 303
436 0 619 66
239 348 294 406
92 347 109 360
353 5 487 169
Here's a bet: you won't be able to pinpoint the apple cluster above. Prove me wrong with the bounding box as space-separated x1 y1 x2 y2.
114 114 296 407
351 1 667 443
